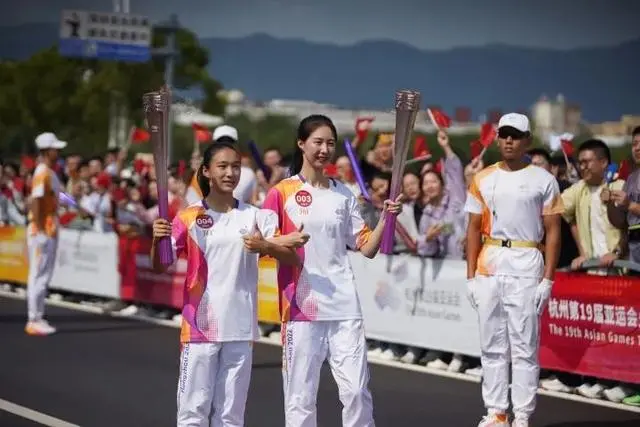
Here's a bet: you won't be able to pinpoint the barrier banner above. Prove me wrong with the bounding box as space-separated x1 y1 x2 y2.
50 229 120 299
350 252 481 357
257 256 280 324
0 226 28 285
119 235 185 309
540 271 640 384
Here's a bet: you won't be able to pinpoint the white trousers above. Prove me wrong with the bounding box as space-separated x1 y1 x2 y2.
26 234 58 322
282 319 375 427
475 275 540 420
177 341 253 427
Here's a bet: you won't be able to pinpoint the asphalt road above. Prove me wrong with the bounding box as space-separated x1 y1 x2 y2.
0 297 638 427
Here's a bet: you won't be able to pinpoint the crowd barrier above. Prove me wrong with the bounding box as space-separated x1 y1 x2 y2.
0 226 638 384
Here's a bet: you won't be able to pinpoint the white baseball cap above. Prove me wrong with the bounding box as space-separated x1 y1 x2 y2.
35 132 67 150
498 113 530 133
212 125 238 142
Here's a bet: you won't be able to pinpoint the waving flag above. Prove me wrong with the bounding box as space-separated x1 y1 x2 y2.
427 108 452 130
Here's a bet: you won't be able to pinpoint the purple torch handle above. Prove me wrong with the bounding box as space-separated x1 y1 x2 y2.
143 88 174 267
156 185 173 266
343 139 370 201
380 89 422 254
380 206 398 254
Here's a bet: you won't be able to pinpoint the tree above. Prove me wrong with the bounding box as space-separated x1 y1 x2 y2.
0 27 225 158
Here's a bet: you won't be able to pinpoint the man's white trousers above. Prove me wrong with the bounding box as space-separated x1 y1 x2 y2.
281 319 375 427
475 275 540 420
177 341 253 427
27 234 58 321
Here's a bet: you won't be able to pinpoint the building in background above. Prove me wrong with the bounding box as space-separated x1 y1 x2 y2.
532 94 583 142
589 115 640 147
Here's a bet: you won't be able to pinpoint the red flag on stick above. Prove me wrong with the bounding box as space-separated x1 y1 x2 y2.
192 123 212 143
413 136 430 158
561 139 574 157
131 128 150 144
427 108 452 130
470 140 484 159
480 123 496 147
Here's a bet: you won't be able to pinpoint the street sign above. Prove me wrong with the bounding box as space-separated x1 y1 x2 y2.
59 10 152 62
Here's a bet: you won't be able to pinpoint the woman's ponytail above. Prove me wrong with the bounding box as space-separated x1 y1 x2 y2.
196 163 210 198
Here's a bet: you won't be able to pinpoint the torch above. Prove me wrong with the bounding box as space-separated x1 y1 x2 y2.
380 89 421 254
143 86 174 266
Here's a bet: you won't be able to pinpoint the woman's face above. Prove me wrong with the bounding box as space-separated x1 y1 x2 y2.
370 177 389 203
299 125 336 170
202 147 241 194
402 173 420 202
335 156 352 182
375 143 393 163
421 172 443 202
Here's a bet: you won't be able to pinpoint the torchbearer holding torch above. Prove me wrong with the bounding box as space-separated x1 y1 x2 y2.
380 89 422 254
144 86 174 267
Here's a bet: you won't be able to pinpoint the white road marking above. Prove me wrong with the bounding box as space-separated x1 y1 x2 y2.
1 288 640 414
0 398 80 427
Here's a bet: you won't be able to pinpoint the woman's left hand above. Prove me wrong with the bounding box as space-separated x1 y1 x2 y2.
382 194 404 215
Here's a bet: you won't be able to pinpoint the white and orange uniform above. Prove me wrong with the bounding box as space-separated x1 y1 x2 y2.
464 163 563 421
263 175 375 427
171 200 277 427
26 163 61 322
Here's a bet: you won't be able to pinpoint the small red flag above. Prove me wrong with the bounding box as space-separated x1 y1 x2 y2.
561 139 574 157
413 136 430 158
194 129 212 143
470 140 484 159
131 128 150 143
427 108 452 129
480 123 496 147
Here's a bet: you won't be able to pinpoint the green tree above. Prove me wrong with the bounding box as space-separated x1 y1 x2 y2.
0 27 225 158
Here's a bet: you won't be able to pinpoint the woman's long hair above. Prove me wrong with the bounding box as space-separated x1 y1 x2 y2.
289 115 338 177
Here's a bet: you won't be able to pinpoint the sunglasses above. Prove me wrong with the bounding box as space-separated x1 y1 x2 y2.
498 127 528 140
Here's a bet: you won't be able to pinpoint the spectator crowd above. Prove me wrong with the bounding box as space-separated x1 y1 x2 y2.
1 122 639 407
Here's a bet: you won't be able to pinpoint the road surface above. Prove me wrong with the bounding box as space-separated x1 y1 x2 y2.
0 297 638 427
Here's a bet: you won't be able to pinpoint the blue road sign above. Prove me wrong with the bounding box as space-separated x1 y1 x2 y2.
59 10 152 63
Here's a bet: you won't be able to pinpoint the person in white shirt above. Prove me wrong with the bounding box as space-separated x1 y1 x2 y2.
263 115 402 427
464 113 563 427
25 132 67 336
151 141 306 427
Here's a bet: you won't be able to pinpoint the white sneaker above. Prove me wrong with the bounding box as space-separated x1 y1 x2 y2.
447 354 464 372
540 377 573 393
466 366 483 377
577 383 605 399
379 348 398 361
400 350 417 364
117 305 139 316
477 413 509 426
172 314 183 326
511 419 528 427
25 320 56 336
427 358 449 370
603 386 633 403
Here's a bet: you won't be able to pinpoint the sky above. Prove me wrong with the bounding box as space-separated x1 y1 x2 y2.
2 0 639 50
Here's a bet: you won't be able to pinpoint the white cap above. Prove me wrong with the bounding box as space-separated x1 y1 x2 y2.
212 125 238 142
498 113 530 133
35 132 67 150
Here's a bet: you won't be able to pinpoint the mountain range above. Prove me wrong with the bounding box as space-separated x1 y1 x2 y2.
1 23 638 122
